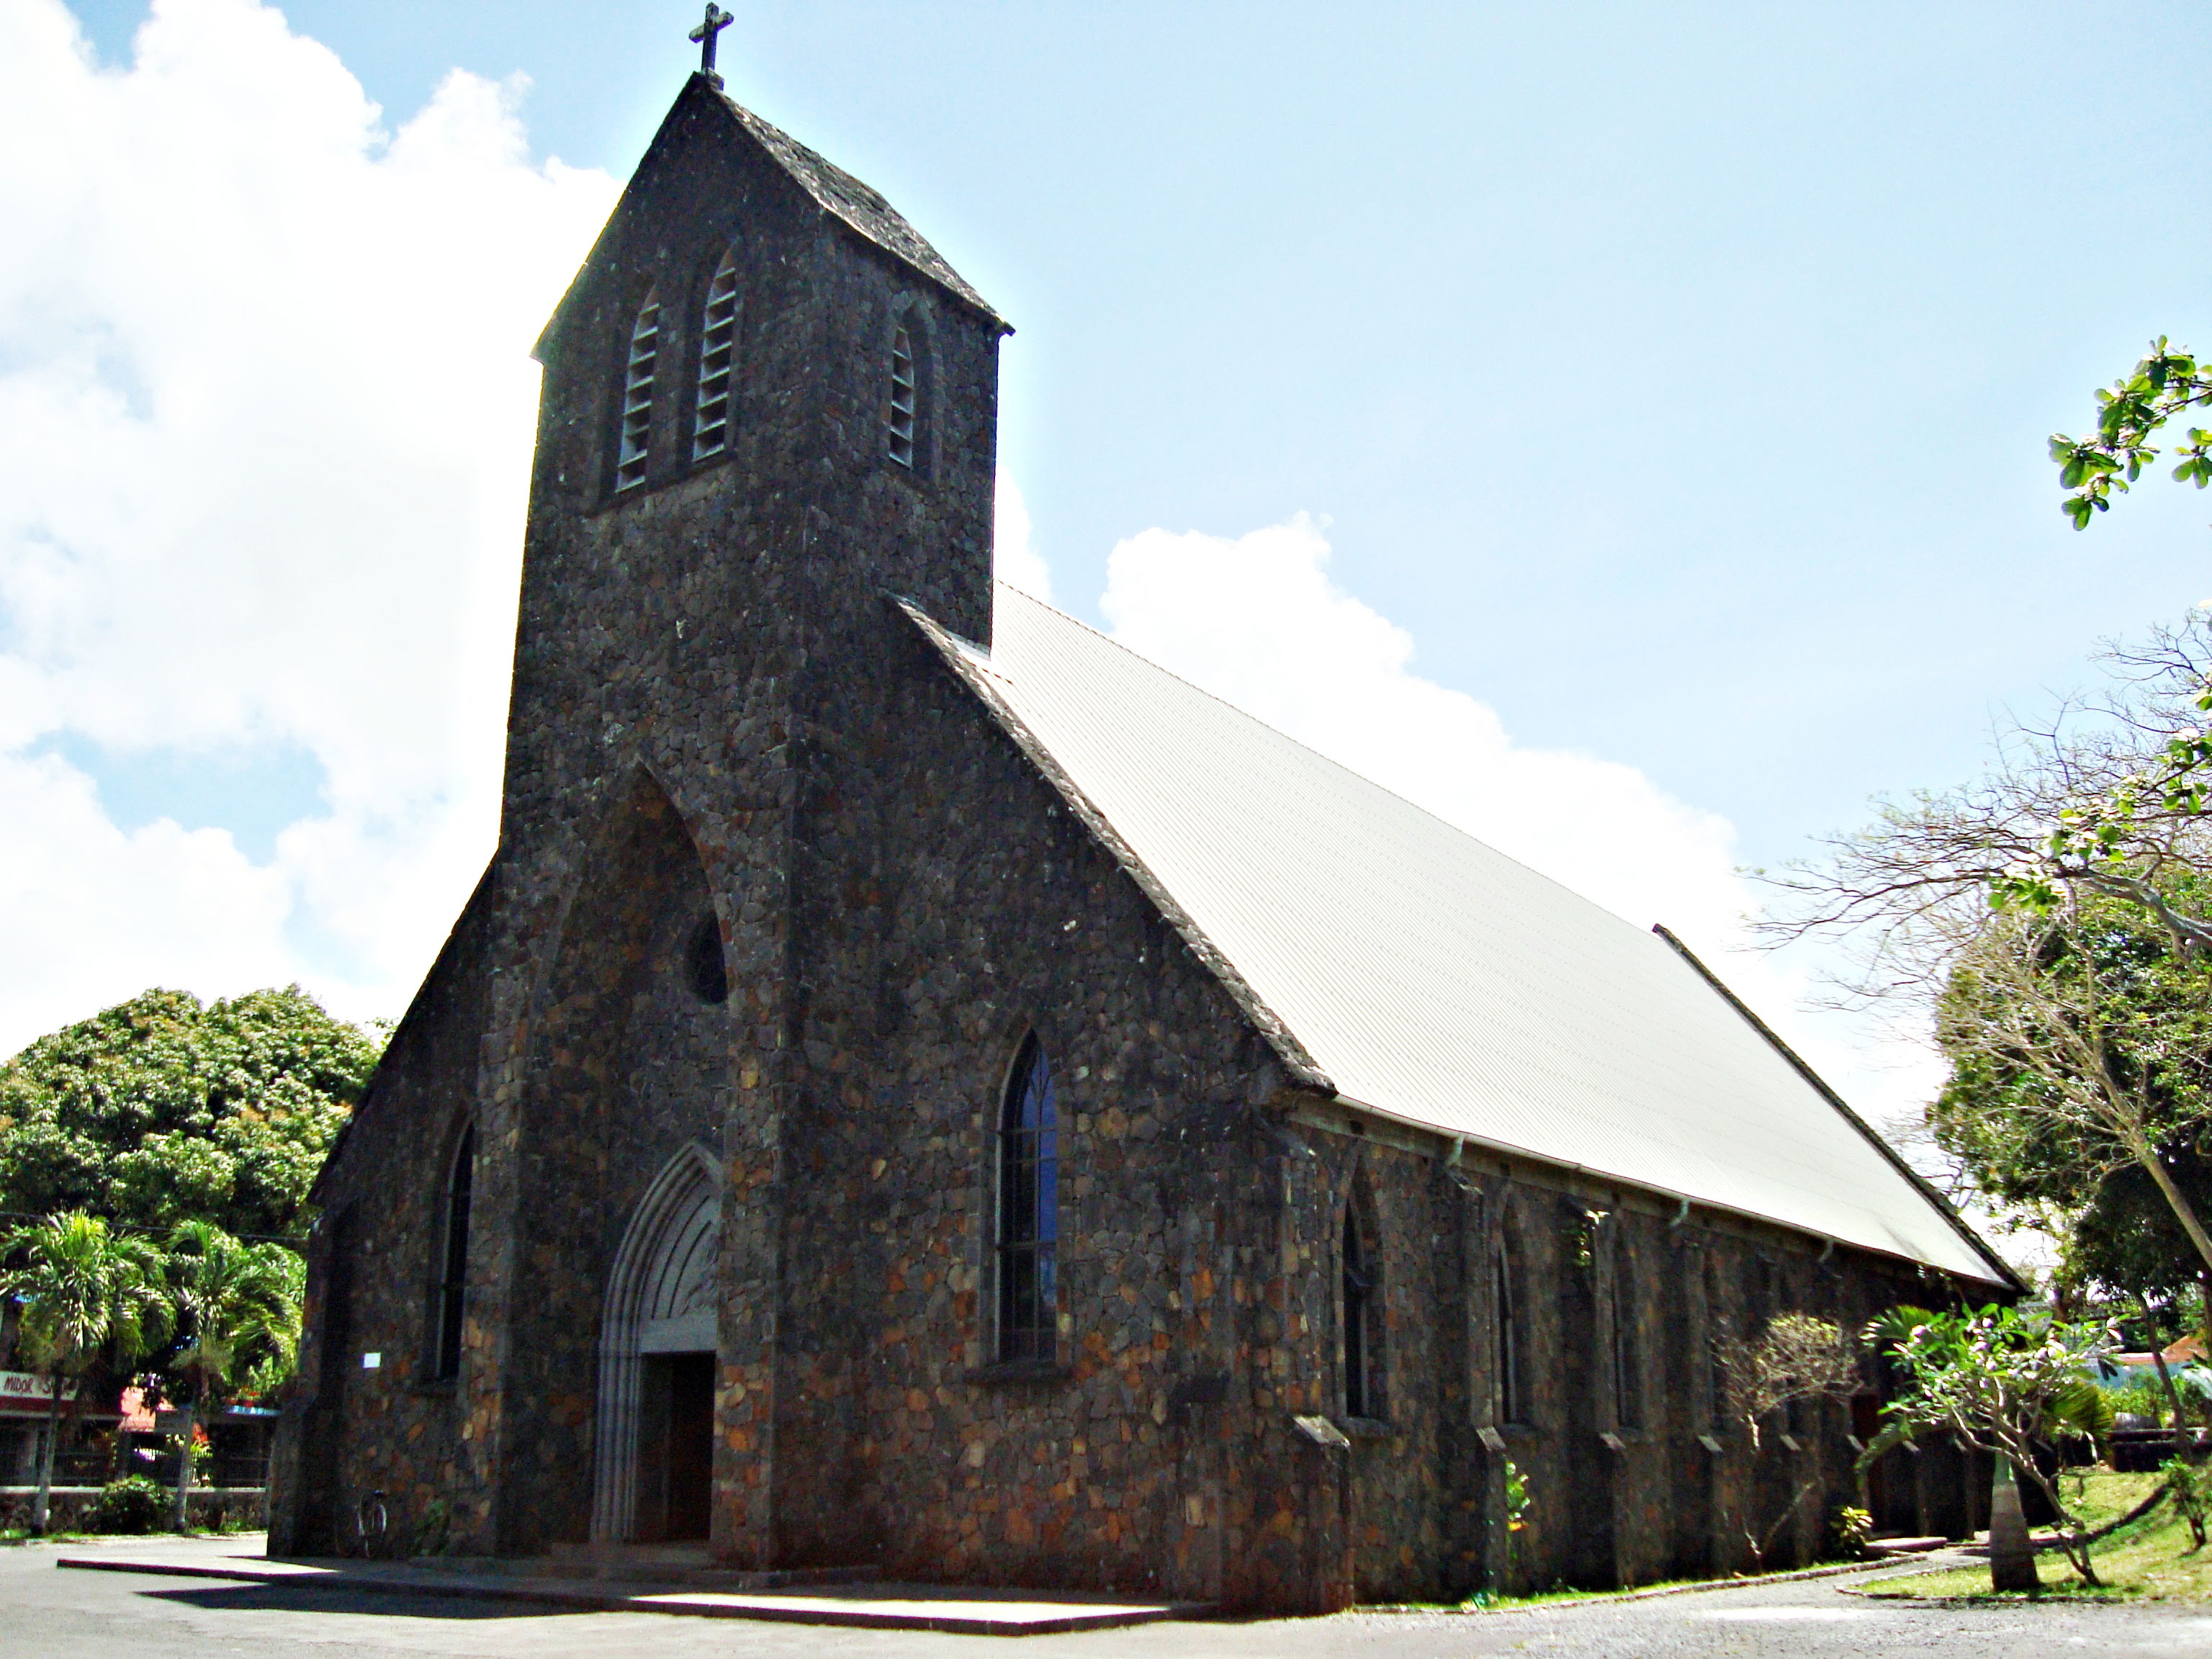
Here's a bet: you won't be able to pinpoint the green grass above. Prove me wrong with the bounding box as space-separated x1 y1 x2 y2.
1863 1470 2210 1604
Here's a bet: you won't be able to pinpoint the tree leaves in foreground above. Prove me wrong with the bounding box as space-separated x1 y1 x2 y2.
2052 338 2212 531
0 986 384 1240
1864 1304 2118 1586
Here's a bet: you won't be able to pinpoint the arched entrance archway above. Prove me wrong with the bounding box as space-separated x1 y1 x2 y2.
592 1144 721 1542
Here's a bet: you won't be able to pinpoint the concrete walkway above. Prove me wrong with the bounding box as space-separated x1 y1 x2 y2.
49 1536 1204 1635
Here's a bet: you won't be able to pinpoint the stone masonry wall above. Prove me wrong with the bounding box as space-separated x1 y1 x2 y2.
268 74 2002 1610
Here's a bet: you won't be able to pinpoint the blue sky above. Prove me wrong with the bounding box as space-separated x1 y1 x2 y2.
64 0 2211 855
5 0 2209 1120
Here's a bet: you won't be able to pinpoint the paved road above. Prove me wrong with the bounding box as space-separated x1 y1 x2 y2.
8 1540 2212 1658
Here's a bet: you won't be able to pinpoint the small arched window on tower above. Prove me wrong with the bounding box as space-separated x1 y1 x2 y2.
614 294 662 492
887 320 919 469
995 1035 1058 1364
1342 1202 1377 1419
429 1123 475 1381
693 251 740 461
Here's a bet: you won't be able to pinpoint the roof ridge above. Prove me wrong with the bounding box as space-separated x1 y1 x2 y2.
986 582 1683 957
1649 923 2021 1290
900 595 1334 1094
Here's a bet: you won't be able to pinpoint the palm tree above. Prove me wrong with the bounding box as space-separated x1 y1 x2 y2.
0 1213 169 1534
163 1222 302 1532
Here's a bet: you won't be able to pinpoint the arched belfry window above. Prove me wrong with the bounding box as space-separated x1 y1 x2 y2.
887 320 919 469
615 293 662 491
1342 1201 1377 1419
995 1035 1058 1364
693 251 739 461
430 1123 475 1380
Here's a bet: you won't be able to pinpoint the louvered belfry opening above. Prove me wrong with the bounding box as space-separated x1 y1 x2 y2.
887 323 917 468
615 295 662 491
996 1035 1058 1363
693 253 739 460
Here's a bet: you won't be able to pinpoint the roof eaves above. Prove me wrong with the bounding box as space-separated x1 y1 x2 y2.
897 595 1334 1094
1321 1086 2014 1287
1650 924 2022 1292
716 86 1009 332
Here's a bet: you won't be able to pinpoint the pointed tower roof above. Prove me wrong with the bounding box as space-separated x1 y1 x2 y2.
703 81 1003 326
536 73 1005 362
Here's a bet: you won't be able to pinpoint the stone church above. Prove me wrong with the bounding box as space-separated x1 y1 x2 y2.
269 63 2015 1612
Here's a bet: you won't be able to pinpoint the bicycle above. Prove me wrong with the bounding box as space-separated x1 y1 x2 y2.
354 1489 389 1559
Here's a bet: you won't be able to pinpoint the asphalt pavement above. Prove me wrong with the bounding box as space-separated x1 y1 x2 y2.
9 1534 2212 1658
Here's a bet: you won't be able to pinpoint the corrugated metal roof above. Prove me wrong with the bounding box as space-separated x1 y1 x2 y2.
912 587 2009 1287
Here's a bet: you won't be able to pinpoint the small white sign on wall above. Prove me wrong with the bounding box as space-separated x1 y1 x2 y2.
361 1352 382 1370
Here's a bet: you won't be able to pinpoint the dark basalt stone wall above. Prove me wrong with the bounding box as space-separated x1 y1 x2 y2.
268 76 1996 1609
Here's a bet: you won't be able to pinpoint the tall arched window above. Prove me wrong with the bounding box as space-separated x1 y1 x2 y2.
1493 1240 1521 1424
995 1035 1057 1364
1609 1232 1642 1431
431 1124 475 1380
615 294 662 492
887 321 919 469
1342 1202 1376 1418
692 251 739 461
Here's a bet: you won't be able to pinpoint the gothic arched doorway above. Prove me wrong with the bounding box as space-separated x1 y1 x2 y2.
591 1144 721 1542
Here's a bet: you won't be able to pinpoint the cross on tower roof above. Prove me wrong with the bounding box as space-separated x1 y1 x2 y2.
690 4 734 86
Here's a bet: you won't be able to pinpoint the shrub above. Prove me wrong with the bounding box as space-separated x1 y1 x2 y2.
87 1476 167 1535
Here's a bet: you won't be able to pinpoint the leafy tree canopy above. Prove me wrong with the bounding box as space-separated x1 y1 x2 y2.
0 987 383 1240
1930 881 2212 1299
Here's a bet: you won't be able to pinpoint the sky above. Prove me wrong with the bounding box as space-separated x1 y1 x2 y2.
5 0 2211 1192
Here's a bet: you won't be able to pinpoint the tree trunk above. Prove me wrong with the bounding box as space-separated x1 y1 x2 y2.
31 1378 63 1537
2134 1146 2212 1282
1988 1454 2041 1593
170 1401 196 1534
2154 1346 2193 1455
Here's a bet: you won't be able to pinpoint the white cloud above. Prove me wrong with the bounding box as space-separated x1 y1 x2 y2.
0 0 1951 1179
1096 513 1946 1135
1102 515 1744 943
992 467 1052 604
0 0 619 1052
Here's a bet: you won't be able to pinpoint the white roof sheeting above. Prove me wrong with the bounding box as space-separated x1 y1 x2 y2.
911 587 2008 1287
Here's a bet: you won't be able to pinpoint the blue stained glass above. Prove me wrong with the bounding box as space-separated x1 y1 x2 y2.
997 1035 1060 1363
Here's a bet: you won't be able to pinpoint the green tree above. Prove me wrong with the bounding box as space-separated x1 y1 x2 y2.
2051 338 2212 531
0 1212 169 1534
1863 1304 2118 1588
0 986 382 1240
1927 885 2212 1285
160 1220 302 1531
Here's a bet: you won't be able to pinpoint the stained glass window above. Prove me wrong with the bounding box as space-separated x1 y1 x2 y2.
996 1036 1058 1364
